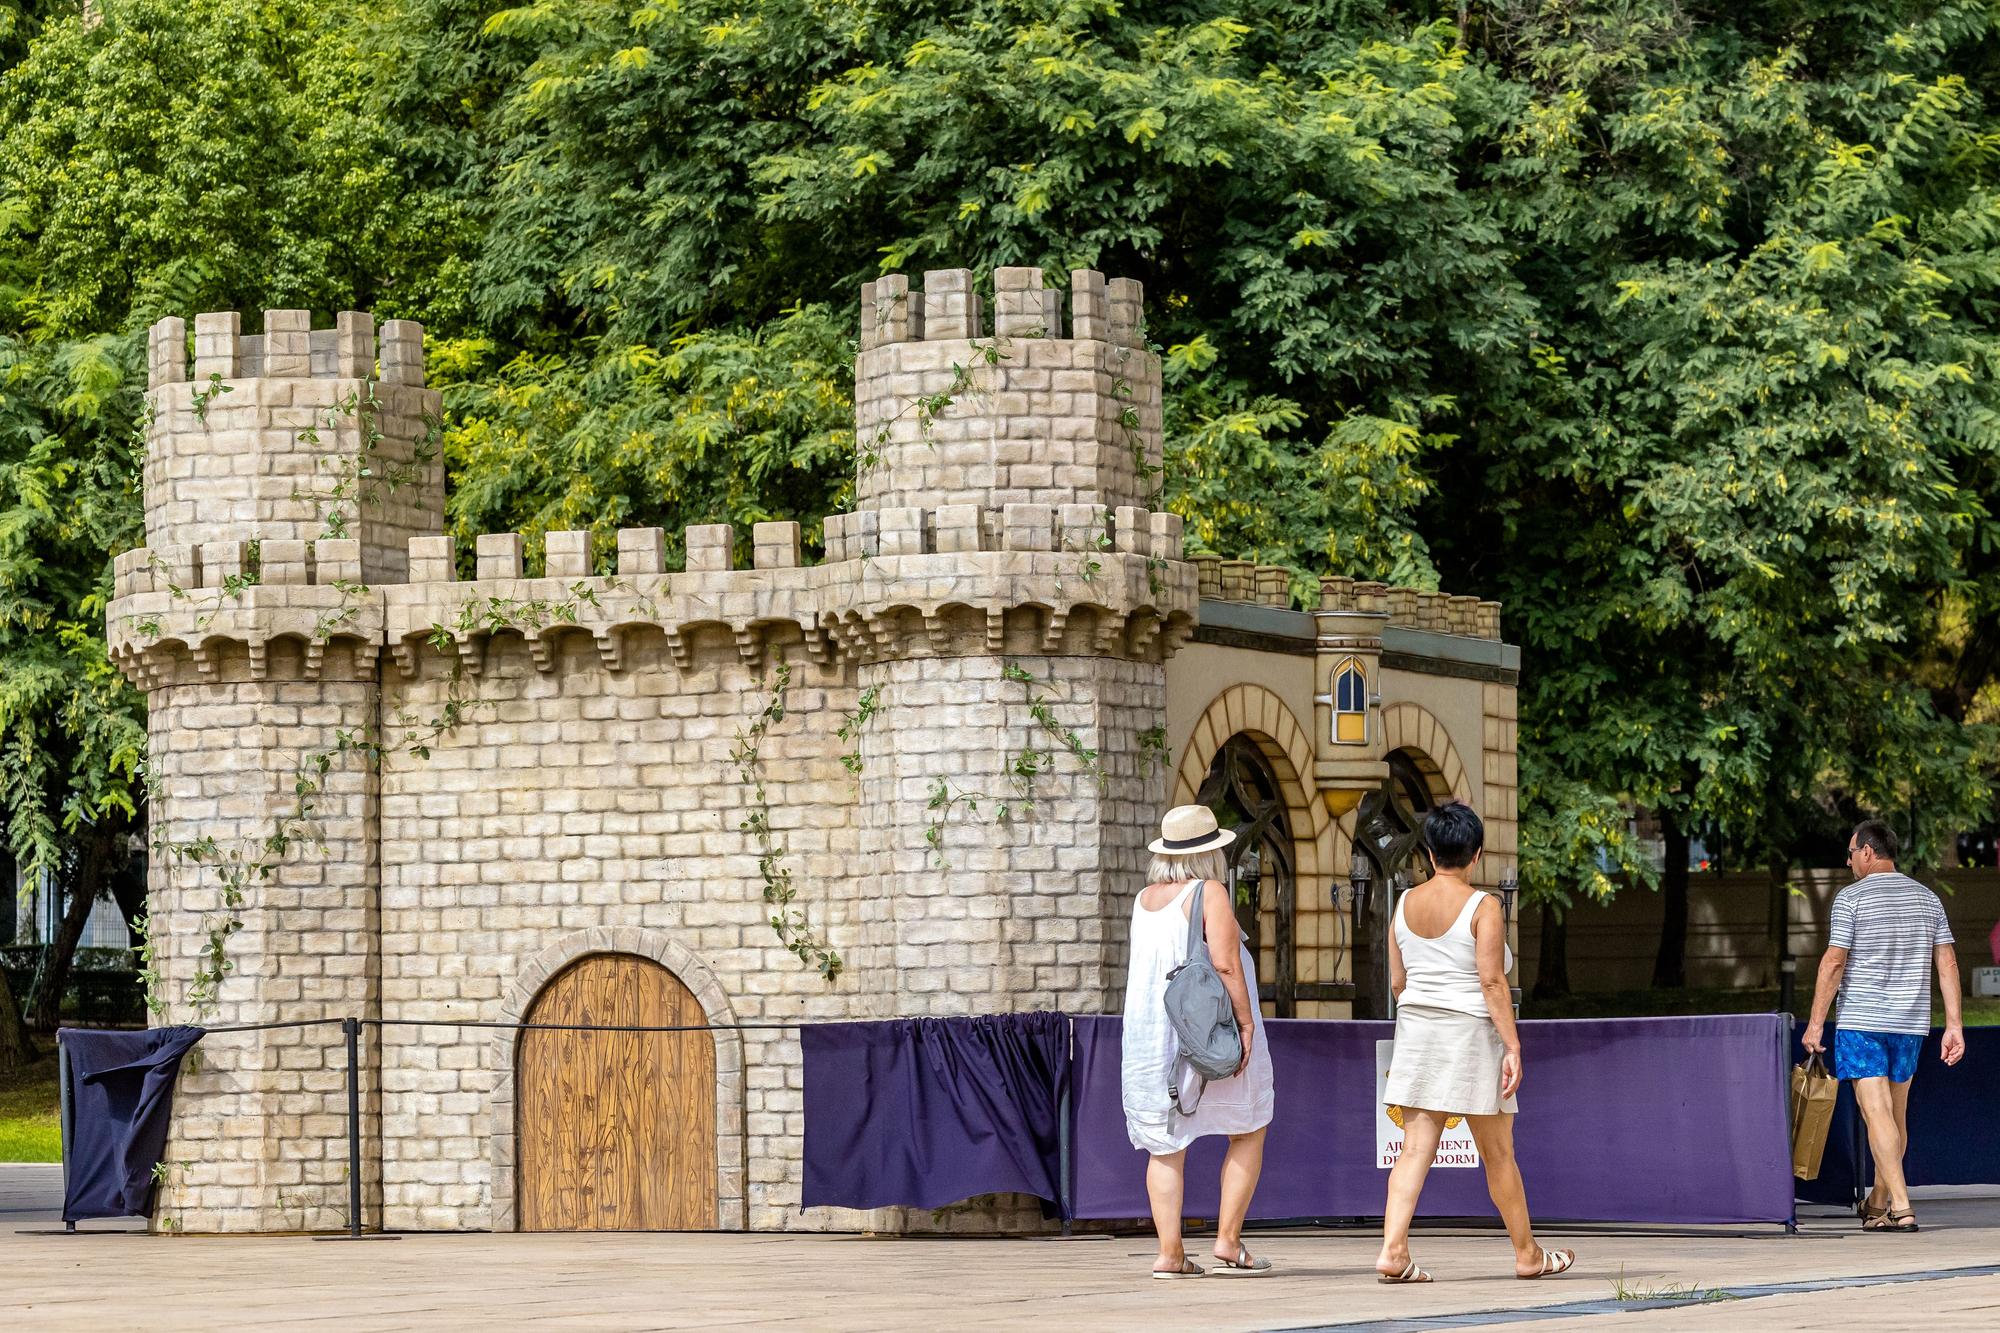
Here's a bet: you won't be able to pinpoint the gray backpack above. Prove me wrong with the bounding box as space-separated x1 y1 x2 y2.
1162 881 1244 1114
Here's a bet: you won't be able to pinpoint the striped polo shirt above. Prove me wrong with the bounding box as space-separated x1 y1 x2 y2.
1829 872 1954 1036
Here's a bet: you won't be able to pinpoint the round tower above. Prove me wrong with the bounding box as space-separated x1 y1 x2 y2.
854 266 1163 514
826 269 1197 1021
108 311 442 1233
144 308 442 582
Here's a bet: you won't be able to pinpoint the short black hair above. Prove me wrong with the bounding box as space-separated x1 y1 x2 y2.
1852 819 1899 862
1423 800 1484 870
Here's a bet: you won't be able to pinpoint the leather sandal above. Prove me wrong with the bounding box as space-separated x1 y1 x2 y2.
1866 1209 1919 1233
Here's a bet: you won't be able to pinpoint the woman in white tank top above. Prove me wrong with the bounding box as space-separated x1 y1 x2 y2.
1119 805 1275 1279
1375 801 1575 1286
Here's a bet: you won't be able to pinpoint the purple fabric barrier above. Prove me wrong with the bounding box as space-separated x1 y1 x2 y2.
801 1012 1068 1211
1071 1014 1793 1225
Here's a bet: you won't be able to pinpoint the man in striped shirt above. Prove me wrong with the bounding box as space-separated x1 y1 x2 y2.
1803 820 1966 1232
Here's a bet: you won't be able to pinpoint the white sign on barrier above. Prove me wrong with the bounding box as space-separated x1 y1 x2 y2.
1375 1039 1481 1169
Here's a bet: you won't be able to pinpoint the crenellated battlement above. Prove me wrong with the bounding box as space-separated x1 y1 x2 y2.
106 506 1200 696
149 309 426 389
142 309 443 586
363 510 1195 679
1181 556 1501 640
106 537 385 690
1317 574 1502 640
859 267 1145 349
113 536 372 599
823 501 1181 562
853 267 1162 517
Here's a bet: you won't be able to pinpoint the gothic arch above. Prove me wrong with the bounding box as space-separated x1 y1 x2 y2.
488 928 746 1231
1377 702 1473 805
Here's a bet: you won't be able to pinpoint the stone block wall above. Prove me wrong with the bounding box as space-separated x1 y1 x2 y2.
375 626 863 1231
136 648 382 1233
858 653 1168 1016
1482 680 1520 882
357 507 1193 1230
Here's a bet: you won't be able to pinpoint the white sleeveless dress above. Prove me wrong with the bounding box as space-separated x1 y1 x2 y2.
1383 889 1519 1116
1120 879 1276 1155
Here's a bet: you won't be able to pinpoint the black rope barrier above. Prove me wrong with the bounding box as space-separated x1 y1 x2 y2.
204 1015 817 1239
62 1012 1076 1241
370 1019 805 1033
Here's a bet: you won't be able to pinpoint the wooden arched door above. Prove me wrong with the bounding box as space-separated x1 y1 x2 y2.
517 953 717 1231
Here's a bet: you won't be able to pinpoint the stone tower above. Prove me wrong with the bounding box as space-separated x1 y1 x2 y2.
831 266 1193 1014
110 311 442 1232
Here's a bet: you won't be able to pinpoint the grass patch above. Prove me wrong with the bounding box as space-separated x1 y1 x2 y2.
1524 987 2000 1027
0 1050 61 1162
1609 1267 1735 1303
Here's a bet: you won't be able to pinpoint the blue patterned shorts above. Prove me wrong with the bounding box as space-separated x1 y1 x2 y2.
1834 1028 1923 1083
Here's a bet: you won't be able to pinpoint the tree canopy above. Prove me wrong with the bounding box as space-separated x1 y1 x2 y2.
2 0 1999 933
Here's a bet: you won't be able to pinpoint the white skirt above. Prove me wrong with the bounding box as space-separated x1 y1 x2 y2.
1383 1003 1519 1117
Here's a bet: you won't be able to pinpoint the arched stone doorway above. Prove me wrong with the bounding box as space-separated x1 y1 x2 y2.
516 953 718 1231
1199 735 1299 1014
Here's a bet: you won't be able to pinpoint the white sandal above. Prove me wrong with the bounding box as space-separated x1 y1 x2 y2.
1518 1248 1576 1279
1378 1260 1433 1284
1151 1259 1204 1279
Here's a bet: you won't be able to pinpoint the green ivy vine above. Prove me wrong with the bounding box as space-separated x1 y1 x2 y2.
731 660 842 980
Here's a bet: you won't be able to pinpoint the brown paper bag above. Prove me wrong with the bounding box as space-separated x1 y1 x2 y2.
1791 1052 1839 1180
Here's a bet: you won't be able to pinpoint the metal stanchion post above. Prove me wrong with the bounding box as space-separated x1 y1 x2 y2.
314 1015 397 1241
1058 1076 1073 1238
345 1016 362 1238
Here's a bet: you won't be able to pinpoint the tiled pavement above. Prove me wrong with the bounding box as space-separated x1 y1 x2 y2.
3 1165 1993 1331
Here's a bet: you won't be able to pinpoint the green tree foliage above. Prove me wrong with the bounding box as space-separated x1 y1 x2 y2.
4 0 2000 931
441 308 856 567
0 0 469 1013
443 0 1512 576
1450 1 2000 898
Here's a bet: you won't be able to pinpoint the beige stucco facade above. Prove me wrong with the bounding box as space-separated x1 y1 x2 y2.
107 268 1516 1235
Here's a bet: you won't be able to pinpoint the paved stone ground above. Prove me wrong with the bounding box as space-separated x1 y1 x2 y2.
3 1165 1995 1331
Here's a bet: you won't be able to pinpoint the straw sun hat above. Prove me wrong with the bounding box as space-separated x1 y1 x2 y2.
1148 804 1238 856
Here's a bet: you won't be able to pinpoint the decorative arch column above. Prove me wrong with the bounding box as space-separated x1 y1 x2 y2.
488 927 747 1231
1172 683 1355 1013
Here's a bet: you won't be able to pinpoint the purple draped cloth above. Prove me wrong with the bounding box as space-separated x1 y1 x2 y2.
60 1026 206 1222
1071 1013 1793 1225
801 1012 1068 1211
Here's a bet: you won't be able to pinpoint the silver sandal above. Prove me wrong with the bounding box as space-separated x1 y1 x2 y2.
1212 1245 1272 1276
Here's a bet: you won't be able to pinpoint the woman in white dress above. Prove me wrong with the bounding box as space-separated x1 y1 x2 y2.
1121 804 1276 1279
1375 800 1575 1284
